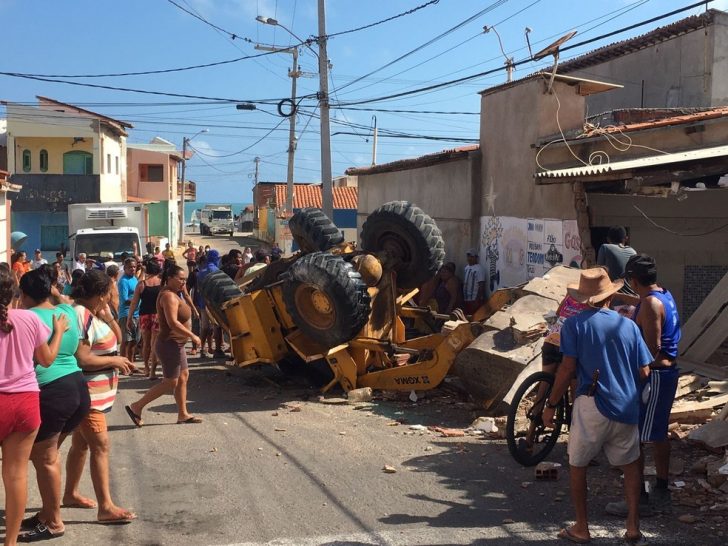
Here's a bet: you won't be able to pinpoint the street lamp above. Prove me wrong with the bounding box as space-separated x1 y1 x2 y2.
179 128 208 245
256 7 333 219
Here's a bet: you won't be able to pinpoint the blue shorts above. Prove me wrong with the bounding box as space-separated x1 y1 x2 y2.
639 366 679 442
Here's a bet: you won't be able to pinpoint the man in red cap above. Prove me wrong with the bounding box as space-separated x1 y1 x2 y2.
543 268 652 545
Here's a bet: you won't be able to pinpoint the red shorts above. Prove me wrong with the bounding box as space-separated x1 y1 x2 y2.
0 391 41 441
140 314 160 332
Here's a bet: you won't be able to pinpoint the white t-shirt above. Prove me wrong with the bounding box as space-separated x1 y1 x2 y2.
73 260 86 273
463 264 486 301
31 258 48 270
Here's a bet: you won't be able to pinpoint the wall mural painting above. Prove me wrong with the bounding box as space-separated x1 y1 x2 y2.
562 220 582 269
480 216 503 292
480 216 583 291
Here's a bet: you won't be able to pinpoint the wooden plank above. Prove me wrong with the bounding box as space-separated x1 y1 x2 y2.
682 308 728 363
675 373 709 399
670 392 728 416
679 358 728 380
680 271 728 353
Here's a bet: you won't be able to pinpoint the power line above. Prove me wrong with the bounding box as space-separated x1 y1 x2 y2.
334 0 510 93
333 106 478 115
0 71 308 104
323 0 442 39
1 50 288 79
166 0 244 41
333 0 715 106
188 117 288 158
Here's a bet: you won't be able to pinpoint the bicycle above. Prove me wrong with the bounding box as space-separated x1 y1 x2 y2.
505 371 573 467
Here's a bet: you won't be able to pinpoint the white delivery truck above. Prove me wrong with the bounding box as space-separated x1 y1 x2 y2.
200 204 234 236
68 203 147 264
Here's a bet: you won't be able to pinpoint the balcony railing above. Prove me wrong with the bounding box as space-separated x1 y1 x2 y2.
10 174 100 212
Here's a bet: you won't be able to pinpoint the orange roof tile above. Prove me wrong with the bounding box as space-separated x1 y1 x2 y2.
594 106 728 135
271 183 357 210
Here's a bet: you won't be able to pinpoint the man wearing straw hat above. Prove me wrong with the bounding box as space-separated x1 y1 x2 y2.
543 268 652 545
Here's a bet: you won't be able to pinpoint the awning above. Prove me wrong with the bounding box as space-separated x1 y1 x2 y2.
535 145 728 184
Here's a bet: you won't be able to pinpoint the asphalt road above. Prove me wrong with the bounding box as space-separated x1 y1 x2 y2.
3 355 724 546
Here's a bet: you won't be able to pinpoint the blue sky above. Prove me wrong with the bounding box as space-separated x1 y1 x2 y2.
2 0 725 201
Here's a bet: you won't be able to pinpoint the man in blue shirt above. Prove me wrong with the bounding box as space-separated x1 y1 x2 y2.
117 258 139 361
543 268 651 545
607 254 682 518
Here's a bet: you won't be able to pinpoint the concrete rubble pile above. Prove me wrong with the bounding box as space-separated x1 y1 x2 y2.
453 265 581 412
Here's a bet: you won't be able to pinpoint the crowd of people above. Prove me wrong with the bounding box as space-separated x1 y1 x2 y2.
1 240 275 544
2 225 685 544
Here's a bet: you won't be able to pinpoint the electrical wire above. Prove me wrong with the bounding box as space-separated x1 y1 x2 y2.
0 71 310 104
367 0 650 98
333 0 713 106
334 106 478 115
167 0 244 41
188 117 288 158
334 0 510 93
1 50 289 78
323 0 441 40
633 205 728 236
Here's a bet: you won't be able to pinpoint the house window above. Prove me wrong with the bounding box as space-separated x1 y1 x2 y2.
115 156 119 174
107 154 111 174
40 149 49 172
22 149 31 172
140 164 164 182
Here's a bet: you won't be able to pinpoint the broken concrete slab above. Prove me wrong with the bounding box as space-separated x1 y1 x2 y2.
518 265 581 303
453 330 543 410
484 294 556 333
688 419 728 450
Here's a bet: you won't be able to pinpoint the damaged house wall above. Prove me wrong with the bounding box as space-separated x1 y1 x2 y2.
478 78 588 289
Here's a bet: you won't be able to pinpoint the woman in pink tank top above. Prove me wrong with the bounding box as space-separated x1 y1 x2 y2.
0 269 68 545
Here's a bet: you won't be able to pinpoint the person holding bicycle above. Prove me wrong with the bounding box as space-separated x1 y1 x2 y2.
542 268 651 545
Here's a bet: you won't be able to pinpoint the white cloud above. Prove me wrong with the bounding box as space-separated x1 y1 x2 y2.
188 139 218 158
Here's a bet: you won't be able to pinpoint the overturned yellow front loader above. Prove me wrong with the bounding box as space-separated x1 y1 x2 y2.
200 201 505 398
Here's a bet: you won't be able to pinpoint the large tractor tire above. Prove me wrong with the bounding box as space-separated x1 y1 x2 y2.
198 270 243 327
360 201 445 289
288 208 344 253
282 252 370 347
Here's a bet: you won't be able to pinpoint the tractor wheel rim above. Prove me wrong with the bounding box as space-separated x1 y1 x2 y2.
295 284 335 330
379 232 412 262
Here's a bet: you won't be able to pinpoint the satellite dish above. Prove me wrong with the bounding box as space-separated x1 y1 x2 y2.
530 30 577 94
11 231 28 250
532 30 577 61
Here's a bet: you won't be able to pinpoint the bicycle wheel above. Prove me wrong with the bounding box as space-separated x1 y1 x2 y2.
506 371 566 467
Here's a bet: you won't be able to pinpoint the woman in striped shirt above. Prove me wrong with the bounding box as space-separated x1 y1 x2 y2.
63 270 137 524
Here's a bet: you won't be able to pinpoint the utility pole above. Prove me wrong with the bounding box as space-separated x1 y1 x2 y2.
371 115 378 166
179 136 188 246
254 44 299 214
317 0 333 219
252 156 260 238
178 128 207 245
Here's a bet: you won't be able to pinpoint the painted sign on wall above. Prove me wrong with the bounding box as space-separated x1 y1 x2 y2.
480 215 582 290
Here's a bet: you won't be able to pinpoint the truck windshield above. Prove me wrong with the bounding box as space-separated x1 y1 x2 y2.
75 233 139 260
212 211 231 220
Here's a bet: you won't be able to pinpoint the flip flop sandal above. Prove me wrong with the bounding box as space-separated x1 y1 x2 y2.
19 523 64 542
124 405 143 427
20 513 41 531
177 416 203 424
98 513 137 525
557 527 591 544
